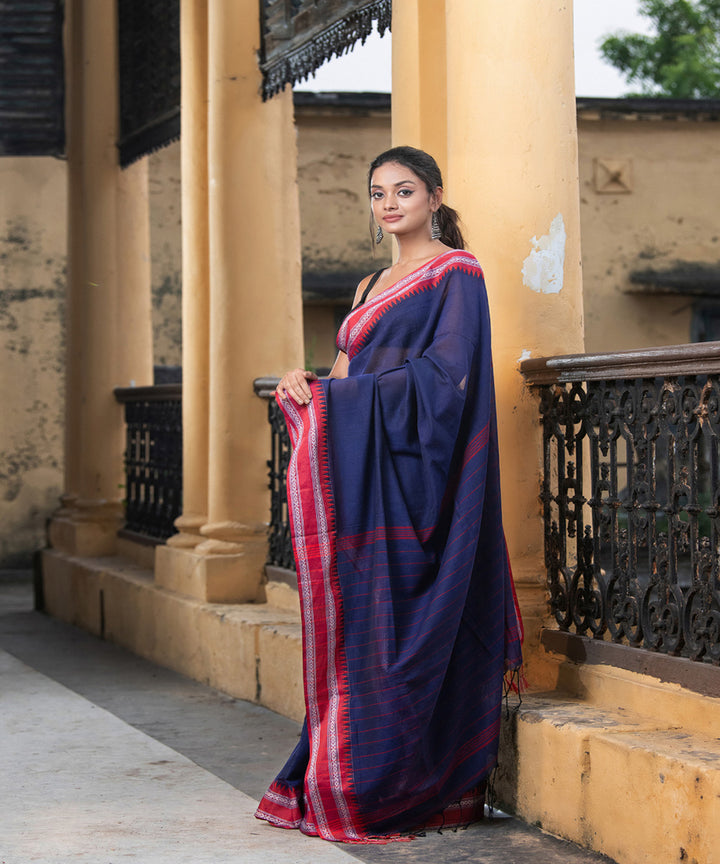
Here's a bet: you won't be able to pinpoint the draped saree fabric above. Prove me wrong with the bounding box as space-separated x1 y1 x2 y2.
255 250 523 842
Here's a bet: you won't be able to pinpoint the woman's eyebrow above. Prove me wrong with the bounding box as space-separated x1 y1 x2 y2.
370 179 417 189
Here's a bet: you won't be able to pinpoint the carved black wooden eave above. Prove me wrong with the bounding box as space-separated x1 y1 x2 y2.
260 0 391 101
0 0 65 157
117 0 180 167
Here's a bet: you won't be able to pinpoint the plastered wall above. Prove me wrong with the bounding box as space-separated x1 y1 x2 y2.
578 114 720 353
296 107 391 275
0 158 66 566
148 143 182 368
0 150 181 566
144 106 394 373
3 104 719 566
295 103 392 369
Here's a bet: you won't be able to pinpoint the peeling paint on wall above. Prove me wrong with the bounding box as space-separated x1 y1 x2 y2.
522 214 566 295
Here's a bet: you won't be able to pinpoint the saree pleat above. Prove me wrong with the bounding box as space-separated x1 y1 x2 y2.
255 250 523 842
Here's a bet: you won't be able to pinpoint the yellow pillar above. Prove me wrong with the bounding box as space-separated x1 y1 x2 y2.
200 0 304 576
391 0 447 169
392 1 584 666
159 0 304 603
62 0 84 508
444 1 584 663
168 0 210 549
50 0 153 558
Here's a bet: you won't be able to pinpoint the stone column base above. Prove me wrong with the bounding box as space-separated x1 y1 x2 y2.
510 558 559 688
155 535 266 604
166 512 207 550
48 501 123 558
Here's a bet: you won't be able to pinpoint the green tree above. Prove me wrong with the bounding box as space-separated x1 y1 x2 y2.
600 0 720 97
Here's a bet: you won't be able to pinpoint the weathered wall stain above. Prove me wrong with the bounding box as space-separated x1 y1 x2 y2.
5 105 720 567
1 173 66 566
153 271 182 367
0 149 183 565
578 111 720 353
149 146 182 369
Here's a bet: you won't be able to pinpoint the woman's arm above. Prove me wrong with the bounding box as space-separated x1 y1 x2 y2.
326 274 373 381
276 367 317 404
276 275 372 402
327 350 349 380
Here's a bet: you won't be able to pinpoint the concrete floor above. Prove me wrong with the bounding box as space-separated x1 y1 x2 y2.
0 571 616 864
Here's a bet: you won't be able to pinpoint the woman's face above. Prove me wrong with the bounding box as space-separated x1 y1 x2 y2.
370 161 440 240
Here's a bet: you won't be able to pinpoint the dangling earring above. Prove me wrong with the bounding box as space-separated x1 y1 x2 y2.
375 224 384 244
430 211 441 241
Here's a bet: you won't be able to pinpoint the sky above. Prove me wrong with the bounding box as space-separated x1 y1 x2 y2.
295 0 655 97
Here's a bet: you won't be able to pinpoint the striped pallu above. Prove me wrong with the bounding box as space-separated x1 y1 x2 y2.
256 250 523 842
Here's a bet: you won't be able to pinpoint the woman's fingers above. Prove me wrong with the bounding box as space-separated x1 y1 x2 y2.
277 369 318 405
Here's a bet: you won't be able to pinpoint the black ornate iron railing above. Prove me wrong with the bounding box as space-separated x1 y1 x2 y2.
254 378 295 570
114 384 182 543
522 342 720 664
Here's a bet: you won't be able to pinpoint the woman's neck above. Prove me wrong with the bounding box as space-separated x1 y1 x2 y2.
394 233 445 267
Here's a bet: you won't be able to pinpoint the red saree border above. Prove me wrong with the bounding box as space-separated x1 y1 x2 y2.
337 250 484 361
420 784 487 831
504 541 525 647
276 387 363 841
255 780 303 829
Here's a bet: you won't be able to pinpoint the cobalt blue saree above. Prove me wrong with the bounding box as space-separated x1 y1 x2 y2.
255 250 523 842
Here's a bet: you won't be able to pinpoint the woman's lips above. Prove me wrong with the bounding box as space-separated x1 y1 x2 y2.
383 215 402 223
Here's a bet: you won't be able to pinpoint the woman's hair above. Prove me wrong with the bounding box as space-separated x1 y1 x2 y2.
367 146 465 250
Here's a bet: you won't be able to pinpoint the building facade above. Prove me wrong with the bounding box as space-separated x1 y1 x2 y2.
6 94 720 568
2 2 720 861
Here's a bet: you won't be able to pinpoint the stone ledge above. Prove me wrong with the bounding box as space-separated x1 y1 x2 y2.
42 549 720 864
547 642 720 742
543 628 720 702
41 549 304 722
496 692 720 864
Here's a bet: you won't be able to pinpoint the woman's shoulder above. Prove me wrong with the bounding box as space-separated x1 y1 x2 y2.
431 248 483 278
353 267 386 306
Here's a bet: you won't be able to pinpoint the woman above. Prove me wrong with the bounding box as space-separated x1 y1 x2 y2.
256 146 523 843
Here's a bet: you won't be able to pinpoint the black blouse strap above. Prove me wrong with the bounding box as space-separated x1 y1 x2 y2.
355 268 385 308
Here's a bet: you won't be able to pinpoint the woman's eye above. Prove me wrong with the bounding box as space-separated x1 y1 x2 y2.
398 189 413 197
371 191 384 199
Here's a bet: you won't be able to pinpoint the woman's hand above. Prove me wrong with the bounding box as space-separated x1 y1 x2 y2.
276 368 318 405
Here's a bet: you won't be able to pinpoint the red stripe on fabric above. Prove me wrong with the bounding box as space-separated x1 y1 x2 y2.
453 461 490 509
367 731 497 786
343 634 455 662
338 524 431 548
341 252 484 360
421 785 486 830
279 386 367 842
255 780 303 829
435 512 484 570
339 560 435 578
505 540 525 644
462 423 490 465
